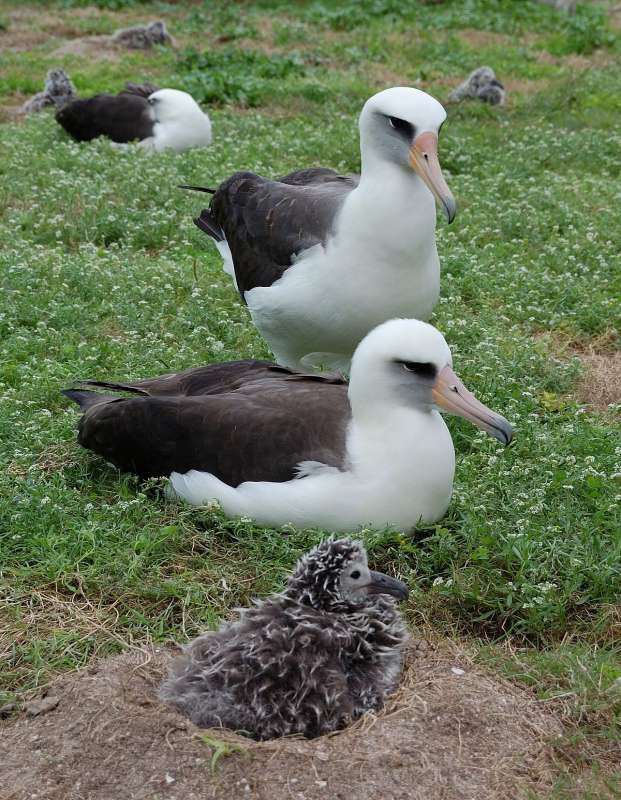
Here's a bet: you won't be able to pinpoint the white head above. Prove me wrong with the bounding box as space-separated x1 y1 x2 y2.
359 87 456 222
147 89 212 150
148 89 206 124
348 319 512 445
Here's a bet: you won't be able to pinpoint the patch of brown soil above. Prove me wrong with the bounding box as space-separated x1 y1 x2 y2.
457 28 518 49
0 100 29 124
576 350 621 411
369 64 416 89
539 330 621 413
51 36 121 61
0 29 50 52
535 48 618 70
0 642 565 800
503 78 550 97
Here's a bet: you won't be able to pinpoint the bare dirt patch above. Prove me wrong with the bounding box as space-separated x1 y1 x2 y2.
0 641 566 800
540 330 621 413
457 28 520 49
51 36 123 61
503 77 551 98
576 350 621 411
0 28 50 52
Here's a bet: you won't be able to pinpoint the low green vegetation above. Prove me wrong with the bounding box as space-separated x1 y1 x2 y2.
0 0 619 792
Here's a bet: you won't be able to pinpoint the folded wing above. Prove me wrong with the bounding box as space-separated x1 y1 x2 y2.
64 361 350 485
194 169 359 298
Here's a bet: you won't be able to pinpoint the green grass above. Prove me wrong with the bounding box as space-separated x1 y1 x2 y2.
0 0 620 791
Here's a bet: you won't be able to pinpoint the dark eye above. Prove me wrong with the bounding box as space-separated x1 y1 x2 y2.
388 116 415 139
350 570 361 580
400 361 437 379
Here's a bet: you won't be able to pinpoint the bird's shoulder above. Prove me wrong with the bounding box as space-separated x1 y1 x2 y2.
205 169 358 295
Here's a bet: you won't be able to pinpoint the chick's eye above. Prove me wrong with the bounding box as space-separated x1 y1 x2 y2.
350 570 361 580
388 116 415 139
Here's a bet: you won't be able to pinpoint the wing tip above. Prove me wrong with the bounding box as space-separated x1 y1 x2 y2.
61 387 113 410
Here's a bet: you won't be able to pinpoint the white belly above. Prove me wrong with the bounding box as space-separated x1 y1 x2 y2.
246 237 440 370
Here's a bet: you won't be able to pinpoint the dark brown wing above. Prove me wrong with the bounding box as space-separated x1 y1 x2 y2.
63 361 349 485
194 169 359 297
55 93 154 143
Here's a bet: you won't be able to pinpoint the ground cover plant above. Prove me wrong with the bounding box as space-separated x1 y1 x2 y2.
0 0 620 796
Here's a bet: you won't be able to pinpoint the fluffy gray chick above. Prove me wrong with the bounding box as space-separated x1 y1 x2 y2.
449 66 505 106
112 20 173 49
21 69 76 114
160 538 409 740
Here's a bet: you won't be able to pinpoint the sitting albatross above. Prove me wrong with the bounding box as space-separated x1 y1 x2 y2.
183 86 456 371
55 83 212 152
160 537 409 740
63 319 512 532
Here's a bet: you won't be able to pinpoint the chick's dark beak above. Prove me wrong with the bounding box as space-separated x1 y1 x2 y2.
366 570 410 601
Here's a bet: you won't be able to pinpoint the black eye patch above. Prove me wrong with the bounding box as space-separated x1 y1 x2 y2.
387 116 416 140
398 361 437 379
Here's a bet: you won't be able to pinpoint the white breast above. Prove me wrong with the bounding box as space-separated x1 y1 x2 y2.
245 174 440 370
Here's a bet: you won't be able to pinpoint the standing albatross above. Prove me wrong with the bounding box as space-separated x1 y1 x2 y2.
63 319 512 532
184 87 456 371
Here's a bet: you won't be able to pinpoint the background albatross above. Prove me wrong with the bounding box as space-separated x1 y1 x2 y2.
64 319 512 533
56 83 212 152
184 87 456 371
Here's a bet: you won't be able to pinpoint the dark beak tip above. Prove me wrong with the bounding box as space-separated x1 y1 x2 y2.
443 201 457 225
495 420 514 447
369 571 410 601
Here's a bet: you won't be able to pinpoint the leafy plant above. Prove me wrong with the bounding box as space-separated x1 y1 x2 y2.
176 47 306 107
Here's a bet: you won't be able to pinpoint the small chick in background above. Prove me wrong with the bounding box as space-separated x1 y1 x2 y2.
112 20 173 50
449 66 506 106
21 68 76 114
160 538 409 740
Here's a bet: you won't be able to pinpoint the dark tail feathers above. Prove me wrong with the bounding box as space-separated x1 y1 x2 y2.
179 186 224 242
194 209 224 242
62 380 150 410
61 388 118 411
178 185 216 194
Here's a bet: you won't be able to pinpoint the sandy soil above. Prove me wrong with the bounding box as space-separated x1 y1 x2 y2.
0 640 564 800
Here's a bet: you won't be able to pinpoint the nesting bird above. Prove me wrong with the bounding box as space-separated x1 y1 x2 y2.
55 83 212 152
63 319 512 532
449 67 506 107
160 537 409 740
21 68 76 114
112 20 173 49
183 86 456 371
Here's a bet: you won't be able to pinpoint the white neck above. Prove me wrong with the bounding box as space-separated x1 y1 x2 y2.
347 397 444 464
339 140 437 260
